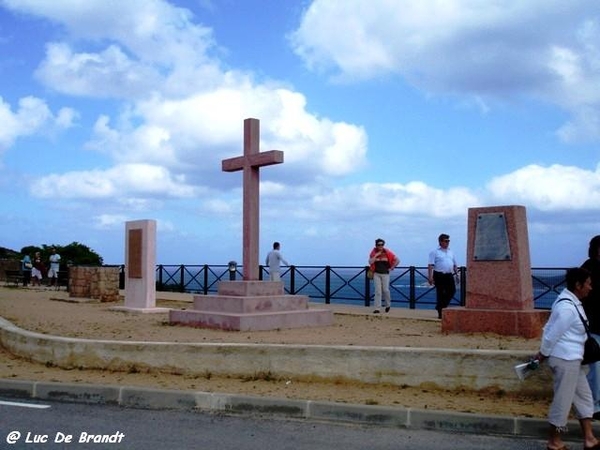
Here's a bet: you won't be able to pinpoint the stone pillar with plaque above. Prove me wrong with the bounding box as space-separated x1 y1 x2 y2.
111 219 168 314
441 205 549 338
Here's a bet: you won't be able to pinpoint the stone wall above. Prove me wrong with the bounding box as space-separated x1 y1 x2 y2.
69 266 120 302
0 259 21 280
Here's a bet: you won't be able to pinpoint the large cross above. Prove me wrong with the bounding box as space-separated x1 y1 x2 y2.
222 118 284 280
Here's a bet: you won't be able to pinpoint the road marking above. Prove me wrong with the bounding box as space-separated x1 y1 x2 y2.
0 400 51 409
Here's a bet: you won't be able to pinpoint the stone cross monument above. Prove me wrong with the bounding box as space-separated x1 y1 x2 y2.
222 118 283 280
169 118 333 330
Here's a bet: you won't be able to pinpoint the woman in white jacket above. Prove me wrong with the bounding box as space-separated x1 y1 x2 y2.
536 267 599 450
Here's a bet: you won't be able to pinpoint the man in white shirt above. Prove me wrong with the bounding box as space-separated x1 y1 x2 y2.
47 248 61 287
428 233 458 319
265 242 289 282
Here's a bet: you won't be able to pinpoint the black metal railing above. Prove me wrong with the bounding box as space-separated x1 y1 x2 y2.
116 264 569 310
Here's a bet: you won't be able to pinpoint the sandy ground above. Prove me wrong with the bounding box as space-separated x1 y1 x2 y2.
0 286 550 418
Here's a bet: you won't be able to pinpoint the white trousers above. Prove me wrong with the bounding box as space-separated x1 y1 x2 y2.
373 272 390 309
548 356 593 429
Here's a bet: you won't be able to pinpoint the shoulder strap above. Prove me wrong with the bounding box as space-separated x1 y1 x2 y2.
558 298 591 334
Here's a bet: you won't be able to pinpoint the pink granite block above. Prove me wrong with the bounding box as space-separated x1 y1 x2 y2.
169 308 333 332
218 281 284 296
442 307 549 338
465 206 533 310
192 294 309 313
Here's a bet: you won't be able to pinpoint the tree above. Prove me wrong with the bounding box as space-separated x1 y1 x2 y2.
20 242 103 269
0 247 20 259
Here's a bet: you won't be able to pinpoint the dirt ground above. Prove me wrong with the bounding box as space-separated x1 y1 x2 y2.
0 286 550 418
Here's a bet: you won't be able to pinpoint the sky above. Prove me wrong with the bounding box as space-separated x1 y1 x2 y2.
0 0 599 267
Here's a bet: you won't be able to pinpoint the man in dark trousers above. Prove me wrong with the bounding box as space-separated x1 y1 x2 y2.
428 233 458 319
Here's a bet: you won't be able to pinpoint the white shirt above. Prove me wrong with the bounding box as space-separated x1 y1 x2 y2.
265 250 288 273
428 247 457 273
49 253 61 271
539 288 587 361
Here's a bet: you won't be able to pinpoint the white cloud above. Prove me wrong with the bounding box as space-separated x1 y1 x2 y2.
30 163 198 200
556 106 600 143
290 0 600 142
85 86 367 181
488 163 600 210
3 0 215 65
311 181 479 219
94 214 129 229
0 96 76 149
35 43 163 99
203 198 236 215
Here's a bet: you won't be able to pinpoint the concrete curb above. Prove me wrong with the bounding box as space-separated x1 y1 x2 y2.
0 379 592 441
0 378 588 441
0 316 549 394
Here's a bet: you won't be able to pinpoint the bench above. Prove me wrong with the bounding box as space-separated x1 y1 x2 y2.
4 270 24 287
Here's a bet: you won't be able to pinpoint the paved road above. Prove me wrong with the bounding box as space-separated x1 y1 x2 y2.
0 398 555 450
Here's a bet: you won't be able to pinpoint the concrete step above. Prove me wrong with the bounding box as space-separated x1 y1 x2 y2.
169 308 333 331
192 294 309 313
218 281 284 296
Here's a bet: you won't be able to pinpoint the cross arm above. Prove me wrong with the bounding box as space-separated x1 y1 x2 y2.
222 150 284 172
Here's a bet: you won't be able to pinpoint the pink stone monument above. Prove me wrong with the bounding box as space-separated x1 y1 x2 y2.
442 205 549 338
169 118 333 331
221 117 283 281
111 219 169 314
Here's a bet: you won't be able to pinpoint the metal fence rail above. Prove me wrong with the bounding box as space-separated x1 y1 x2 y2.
117 264 569 310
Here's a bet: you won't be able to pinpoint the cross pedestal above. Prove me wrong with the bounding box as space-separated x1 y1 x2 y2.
169 118 333 331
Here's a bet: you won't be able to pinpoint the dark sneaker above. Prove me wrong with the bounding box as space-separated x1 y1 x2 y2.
385 306 390 313
373 310 380 314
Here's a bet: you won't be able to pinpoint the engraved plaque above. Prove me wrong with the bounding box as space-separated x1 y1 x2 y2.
473 213 512 261
128 229 143 278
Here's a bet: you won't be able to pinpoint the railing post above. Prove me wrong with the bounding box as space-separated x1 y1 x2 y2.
325 265 331 304
228 261 237 281
203 264 209 295
289 265 296 295
119 264 125 289
409 266 416 309
157 264 163 291
364 266 371 307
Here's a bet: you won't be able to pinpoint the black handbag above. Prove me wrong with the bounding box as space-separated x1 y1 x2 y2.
559 298 600 365
583 336 600 365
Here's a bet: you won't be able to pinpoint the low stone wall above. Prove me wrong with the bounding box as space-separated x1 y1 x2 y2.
69 266 120 302
0 259 20 280
0 316 552 396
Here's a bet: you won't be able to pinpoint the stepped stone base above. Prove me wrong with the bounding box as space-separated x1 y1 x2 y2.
442 307 550 338
110 306 170 314
169 280 333 331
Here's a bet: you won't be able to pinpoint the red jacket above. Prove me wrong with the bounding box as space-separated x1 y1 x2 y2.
369 248 399 272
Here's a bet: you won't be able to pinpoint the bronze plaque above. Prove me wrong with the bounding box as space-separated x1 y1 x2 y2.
473 213 512 261
128 229 143 278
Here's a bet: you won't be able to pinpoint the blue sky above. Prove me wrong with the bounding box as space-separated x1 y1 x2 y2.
0 0 599 267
